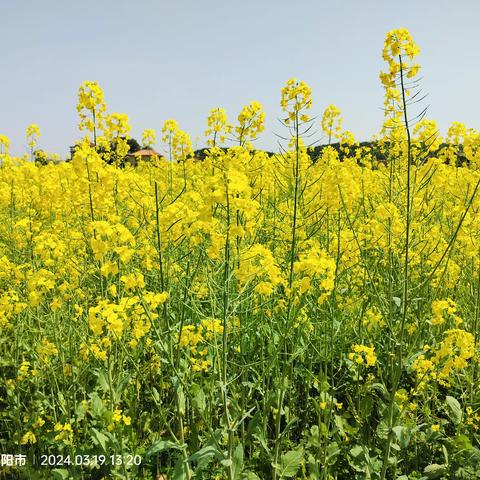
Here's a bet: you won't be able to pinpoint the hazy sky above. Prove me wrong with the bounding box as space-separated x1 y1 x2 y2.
1 0 479 157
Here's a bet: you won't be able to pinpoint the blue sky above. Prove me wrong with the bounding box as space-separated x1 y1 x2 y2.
1 0 479 157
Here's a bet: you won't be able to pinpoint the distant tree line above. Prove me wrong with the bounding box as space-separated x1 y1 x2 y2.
33 140 469 168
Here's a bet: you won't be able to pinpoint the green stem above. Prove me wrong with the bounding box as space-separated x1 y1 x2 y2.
380 53 412 480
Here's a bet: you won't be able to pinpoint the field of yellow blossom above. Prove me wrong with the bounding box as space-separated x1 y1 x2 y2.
1 28 480 480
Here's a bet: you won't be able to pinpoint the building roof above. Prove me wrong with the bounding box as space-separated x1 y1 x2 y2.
130 148 161 157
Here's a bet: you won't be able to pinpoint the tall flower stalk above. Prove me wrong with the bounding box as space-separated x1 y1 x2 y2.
378 28 420 479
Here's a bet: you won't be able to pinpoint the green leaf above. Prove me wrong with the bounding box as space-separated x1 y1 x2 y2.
91 428 110 453
453 433 472 451
243 472 261 480
232 444 244 479
446 396 463 425
370 383 388 396
348 445 372 473
88 392 104 417
308 425 321 448
276 448 303 478
423 463 447 479
187 445 223 467
192 388 206 415
145 439 185 458
171 455 189 480
325 441 340 466
252 428 270 454
57 391 67 414
115 372 132 403
94 368 109 392
376 418 390 440
334 415 347 437
350 445 363 458
51 469 70 480
152 386 160 403
177 385 186 416
359 396 373 418
393 425 411 449
307 453 320 477
442 444 449 465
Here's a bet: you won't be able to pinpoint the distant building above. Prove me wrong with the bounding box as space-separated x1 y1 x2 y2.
125 148 163 166
68 140 163 166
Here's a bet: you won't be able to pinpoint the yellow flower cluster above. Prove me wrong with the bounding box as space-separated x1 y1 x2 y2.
236 244 284 296
0 134 10 154
293 306 314 333
106 112 131 139
17 360 38 380
413 119 442 154
466 406 480 430
433 329 474 383
87 291 166 346
179 325 204 352
179 318 227 372
362 308 385 331
108 409 131 431
293 240 336 303
162 119 193 161
348 344 377 367
394 388 408 408
120 272 145 290
142 128 156 148
53 422 73 444
0 289 27 328
431 299 459 326
321 104 342 143
412 329 475 389
236 101 265 145
89 220 136 263
21 431 37 445
80 337 111 362
381 27 420 84
77 80 107 138
380 28 420 138
88 300 126 337
36 339 59 364
205 108 232 146
281 78 312 123
26 124 41 149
